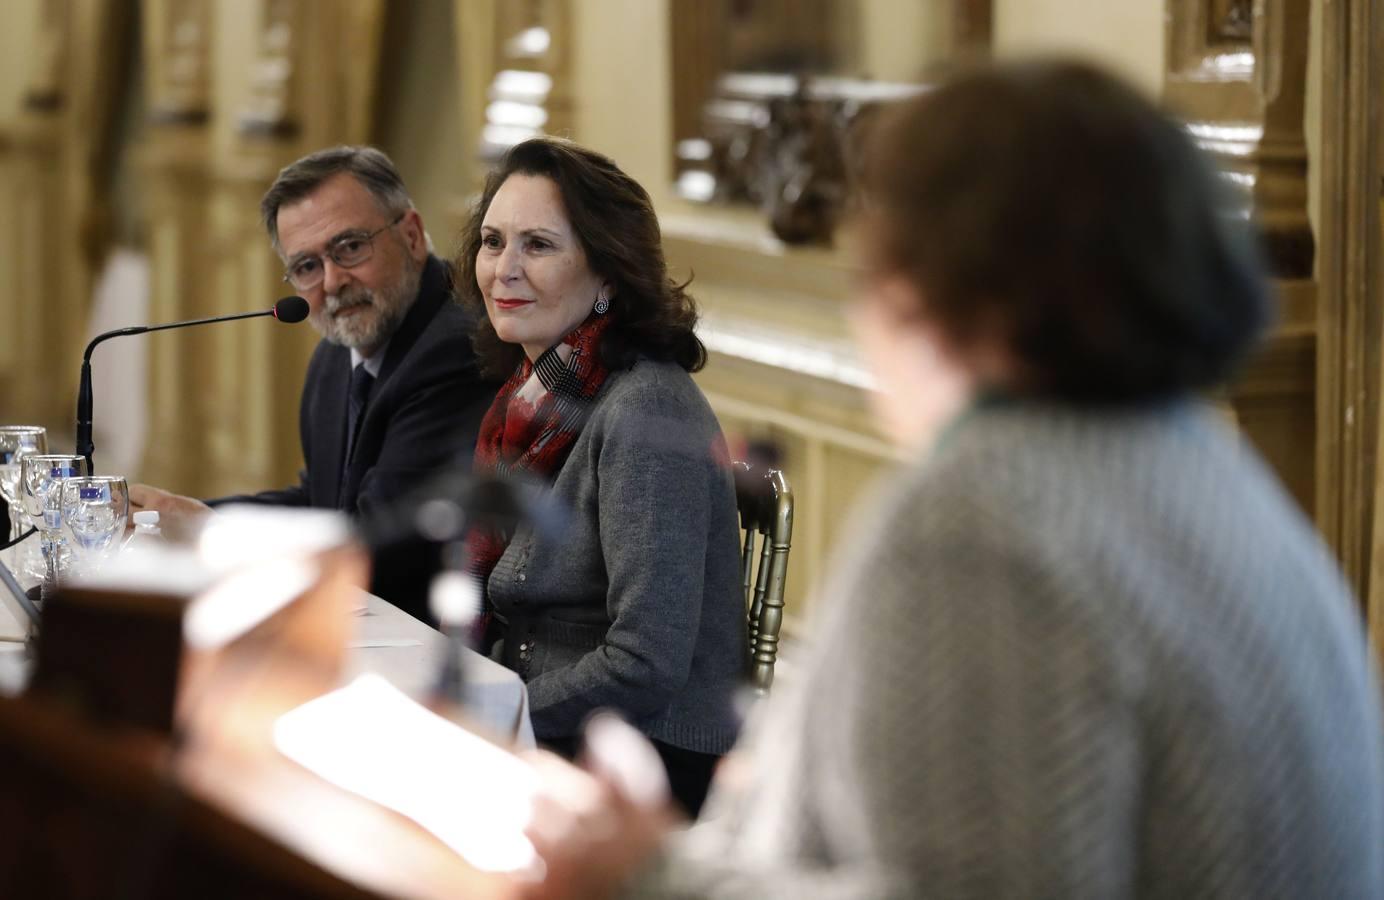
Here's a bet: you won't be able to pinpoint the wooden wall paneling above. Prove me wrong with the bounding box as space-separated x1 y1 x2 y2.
696 345 898 629
1165 0 1318 530
63 0 141 315
0 132 18 407
453 0 497 196
0 0 70 430
669 0 725 172
0 0 138 435
1320 0 1384 608
176 0 387 497
140 0 216 490
1322 0 1384 650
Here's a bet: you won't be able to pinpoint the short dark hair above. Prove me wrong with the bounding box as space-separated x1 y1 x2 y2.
859 59 1272 404
455 137 705 379
260 145 414 252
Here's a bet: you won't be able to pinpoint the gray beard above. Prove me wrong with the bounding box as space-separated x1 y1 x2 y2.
311 261 422 352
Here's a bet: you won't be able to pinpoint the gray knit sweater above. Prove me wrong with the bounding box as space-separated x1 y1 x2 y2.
488 358 745 754
636 399 1384 898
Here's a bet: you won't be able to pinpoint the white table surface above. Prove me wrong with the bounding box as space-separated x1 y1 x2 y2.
0 582 534 750
345 592 534 748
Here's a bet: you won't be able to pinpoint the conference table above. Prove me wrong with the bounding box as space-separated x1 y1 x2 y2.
0 584 534 749
345 591 535 748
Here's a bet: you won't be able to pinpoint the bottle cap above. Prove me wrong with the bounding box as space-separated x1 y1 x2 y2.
133 510 160 527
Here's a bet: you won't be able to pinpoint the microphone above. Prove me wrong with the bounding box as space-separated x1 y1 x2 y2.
357 468 569 550
75 296 310 471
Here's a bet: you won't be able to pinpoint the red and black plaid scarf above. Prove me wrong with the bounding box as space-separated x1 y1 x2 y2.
467 314 612 592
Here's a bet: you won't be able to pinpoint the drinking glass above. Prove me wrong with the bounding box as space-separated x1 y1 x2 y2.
60 476 129 576
0 426 47 544
20 454 89 600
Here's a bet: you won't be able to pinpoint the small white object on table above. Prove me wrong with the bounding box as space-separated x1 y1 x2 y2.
344 591 535 749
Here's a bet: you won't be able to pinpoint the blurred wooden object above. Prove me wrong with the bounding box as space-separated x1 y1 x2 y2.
0 685 513 899
31 543 363 736
0 539 516 899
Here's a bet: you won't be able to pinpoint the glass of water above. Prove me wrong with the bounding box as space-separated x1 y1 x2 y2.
20 454 89 600
60 476 130 576
0 426 48 544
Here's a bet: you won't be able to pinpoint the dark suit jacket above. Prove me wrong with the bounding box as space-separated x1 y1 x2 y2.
214 255 498 621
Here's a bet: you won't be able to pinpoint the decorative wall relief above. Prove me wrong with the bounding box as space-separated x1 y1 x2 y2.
1166 0 1313 278
148 0 211 125
679 74 921 246
24 0 70 113
1209 0 1254 42
478 0 571 163
239 0 302 138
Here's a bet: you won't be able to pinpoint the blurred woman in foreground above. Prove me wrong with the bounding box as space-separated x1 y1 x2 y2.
514 60 1384 899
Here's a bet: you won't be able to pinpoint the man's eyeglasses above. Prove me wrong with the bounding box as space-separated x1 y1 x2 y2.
282 212 405 291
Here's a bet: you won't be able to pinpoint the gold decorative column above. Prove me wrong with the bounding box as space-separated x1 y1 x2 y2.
140 0 216 490
0 0 134 434
1 1 70 429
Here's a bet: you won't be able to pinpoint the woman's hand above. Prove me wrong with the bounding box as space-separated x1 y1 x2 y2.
517 716 685 900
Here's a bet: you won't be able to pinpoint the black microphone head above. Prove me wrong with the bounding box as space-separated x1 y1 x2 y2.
273 296 310 323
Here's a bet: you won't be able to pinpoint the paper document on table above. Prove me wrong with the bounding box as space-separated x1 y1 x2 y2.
273 674 538 874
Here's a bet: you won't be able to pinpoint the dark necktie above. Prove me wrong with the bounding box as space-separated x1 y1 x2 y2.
342 363 375 497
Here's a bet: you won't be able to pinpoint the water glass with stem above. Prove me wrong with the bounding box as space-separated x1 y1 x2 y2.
20 454 89 601
60 476 130 576
0 425 48 546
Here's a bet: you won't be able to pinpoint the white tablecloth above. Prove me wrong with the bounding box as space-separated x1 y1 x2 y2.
0 585 534 749
342 592 535 748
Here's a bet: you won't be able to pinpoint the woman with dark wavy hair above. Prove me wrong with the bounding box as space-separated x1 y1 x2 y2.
455 137 744 815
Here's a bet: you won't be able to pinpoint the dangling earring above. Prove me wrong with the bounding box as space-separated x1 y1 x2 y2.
593 292 610 315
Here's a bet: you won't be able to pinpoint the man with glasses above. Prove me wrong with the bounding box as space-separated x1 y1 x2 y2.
132 146 497 623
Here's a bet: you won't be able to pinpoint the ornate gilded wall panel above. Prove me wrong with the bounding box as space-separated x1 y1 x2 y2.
1171 0 1312 277
140 0 217 489
0 0 133 435
138 0 387 497
147 0 211 125
1165 0 1317 531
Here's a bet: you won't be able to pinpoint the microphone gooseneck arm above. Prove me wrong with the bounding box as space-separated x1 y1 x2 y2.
75 300 306 472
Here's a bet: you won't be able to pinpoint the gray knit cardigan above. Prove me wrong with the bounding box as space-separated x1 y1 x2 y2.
635 399 1384 898
488 358 746 754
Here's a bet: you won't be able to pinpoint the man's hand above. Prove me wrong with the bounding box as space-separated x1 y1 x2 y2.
129 484 212 542
516 717 683 900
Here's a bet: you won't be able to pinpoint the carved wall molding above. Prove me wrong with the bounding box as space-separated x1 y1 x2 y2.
237 0 304 139
138 0 387 496
147 0 212 125
469 0 573 164
24 0 70 113
0 0 137 432
1166 0 1314 280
